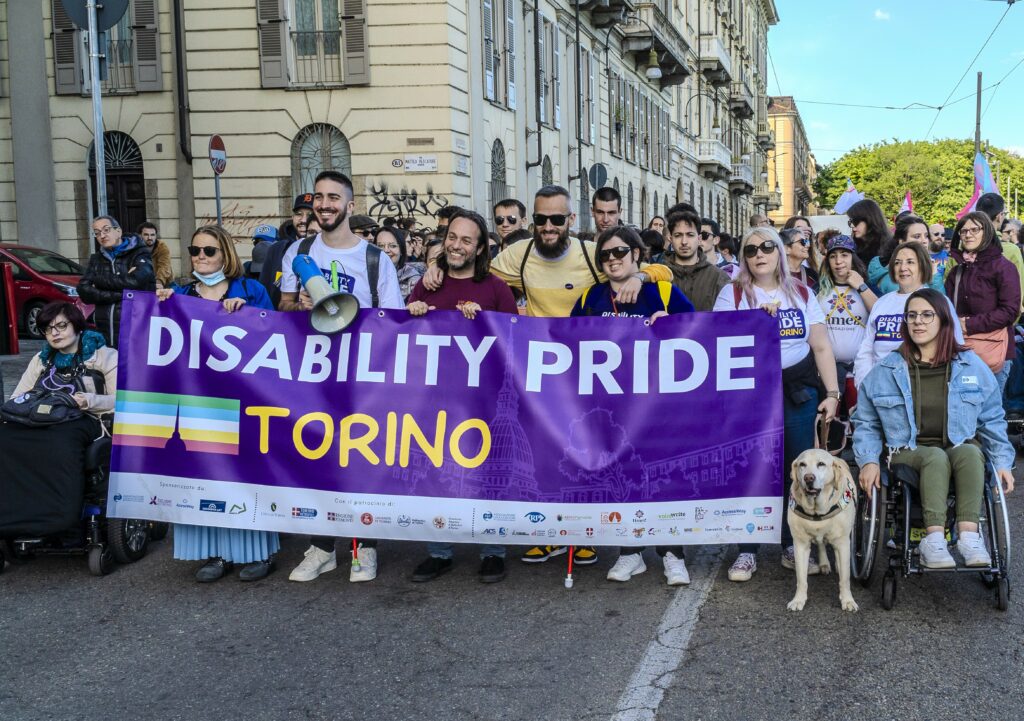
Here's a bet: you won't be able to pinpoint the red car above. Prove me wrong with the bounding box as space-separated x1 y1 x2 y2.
0 244 84 339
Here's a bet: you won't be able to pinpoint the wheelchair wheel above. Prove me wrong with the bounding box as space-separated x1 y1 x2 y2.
148 521 170 542
881 571 897 610
107 518 150 564
88 546 113 576
852 485 883 588
996 578 1010 611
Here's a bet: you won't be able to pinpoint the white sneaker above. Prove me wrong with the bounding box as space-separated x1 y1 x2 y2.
606 552 646 582
956 531 992 567
288 545 337 582
727 552 757 582
349 545 378 582
918 533 955 569
663 552 690 586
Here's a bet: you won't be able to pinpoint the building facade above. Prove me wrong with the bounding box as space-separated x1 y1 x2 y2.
766 94 816 224
0 0 779 270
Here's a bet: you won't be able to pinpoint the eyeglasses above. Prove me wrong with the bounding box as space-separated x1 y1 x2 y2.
92 226 118 238
960 226 983 237
44 320 71 336
699 231 714 240
598 246 632 263
494 215 519 226
742 241 779 258
905 311 937 324
188 246 220 258
533 213 569 227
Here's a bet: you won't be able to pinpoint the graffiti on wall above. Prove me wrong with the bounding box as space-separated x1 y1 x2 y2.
198 202 276 239
367 182 450 221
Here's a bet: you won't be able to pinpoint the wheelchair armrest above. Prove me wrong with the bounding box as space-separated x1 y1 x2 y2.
889 463 920 490
85 436 112 472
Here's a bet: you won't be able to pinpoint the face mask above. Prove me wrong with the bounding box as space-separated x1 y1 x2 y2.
193 269 226 286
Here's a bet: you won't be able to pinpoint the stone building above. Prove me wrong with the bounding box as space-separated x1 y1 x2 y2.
0 0 779 271
766 94 817 224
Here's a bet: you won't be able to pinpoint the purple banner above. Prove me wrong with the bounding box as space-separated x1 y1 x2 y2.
108 292 784 545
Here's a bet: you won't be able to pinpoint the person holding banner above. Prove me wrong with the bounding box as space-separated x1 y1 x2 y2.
156 225 280 582
406 209 517 583
278 170 404 584
713 227 841 582
570 225 695 586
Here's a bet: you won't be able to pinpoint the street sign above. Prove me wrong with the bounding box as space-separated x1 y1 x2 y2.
589 163 608 190
60 0 130 32
405 155 438 173
208 135 227 175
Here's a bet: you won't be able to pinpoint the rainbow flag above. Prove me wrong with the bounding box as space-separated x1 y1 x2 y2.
114 390 241 455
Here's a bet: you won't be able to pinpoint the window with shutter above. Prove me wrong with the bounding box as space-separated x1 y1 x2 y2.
587 49 595 145
342 0 369 85
131 0 162 91
257 0 290 88
482 0 495 100
51 0 82 95
505 0 515 109
552 24 560 129
538 19 546 124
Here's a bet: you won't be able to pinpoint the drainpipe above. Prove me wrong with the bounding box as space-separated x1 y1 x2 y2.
525 1 542 170
173 0 192 164
568 1 582 186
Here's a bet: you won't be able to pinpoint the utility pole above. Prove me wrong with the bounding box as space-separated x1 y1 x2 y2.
974 72 982 156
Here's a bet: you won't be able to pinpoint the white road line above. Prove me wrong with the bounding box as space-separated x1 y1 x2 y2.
611 548 724 721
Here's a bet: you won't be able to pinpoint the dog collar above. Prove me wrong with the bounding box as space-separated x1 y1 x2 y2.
790 477 856 522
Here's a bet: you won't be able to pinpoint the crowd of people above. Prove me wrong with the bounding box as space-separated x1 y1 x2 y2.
2 169 1020 591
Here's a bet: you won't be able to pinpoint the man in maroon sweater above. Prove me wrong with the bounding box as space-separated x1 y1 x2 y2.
406 209 517 583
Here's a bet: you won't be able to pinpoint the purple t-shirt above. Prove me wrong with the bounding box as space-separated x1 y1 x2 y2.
408 274 518 314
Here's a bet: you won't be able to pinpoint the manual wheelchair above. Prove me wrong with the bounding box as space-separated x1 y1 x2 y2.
0 435 168 576
849 455 1011 610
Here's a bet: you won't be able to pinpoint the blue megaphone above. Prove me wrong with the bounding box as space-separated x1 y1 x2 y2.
291 254 360 333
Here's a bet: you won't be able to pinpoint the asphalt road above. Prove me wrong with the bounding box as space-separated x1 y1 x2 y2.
3 343 1024 721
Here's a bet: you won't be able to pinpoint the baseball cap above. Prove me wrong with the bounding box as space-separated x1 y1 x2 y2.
252 224 278 243
349 215 378 232
825 234 857 255
293 193 314 212
249 241 272 274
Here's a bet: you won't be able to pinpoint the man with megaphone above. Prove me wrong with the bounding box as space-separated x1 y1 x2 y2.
278 170 404 584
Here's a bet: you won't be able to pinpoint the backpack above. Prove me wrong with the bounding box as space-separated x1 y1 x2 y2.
297 236 382 308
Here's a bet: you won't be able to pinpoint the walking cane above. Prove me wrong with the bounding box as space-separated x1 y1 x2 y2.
565 546 575 588
351 538 361 571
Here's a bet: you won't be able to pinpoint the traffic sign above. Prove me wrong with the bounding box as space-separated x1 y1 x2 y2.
209 135 227 176
589 163 608 190
60 0 130 32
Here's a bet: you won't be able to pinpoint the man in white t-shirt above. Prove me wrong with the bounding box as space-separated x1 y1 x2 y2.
280 171 403 585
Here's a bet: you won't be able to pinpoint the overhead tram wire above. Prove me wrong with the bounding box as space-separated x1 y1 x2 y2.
982 53 1024 119
767 45 783 96
924 2 1013 139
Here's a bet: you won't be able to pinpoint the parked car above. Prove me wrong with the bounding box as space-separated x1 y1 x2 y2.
0 244 84 339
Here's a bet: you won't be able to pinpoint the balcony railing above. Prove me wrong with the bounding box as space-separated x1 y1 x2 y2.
698 34 732 87
102 39 135 94
697 138 731 179
729 161 754 194
729 79 754 119
621 3 692 88
291 31 344 86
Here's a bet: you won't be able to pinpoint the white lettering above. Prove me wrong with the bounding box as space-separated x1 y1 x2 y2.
206 326 246 372
336 333 351 382
188 319 203 369
241 333 293 379
579 340 623 395
633 340 650 394
393 334 409 384
416 334 452 386
355 332 386 383
297 335 332 383
454 335 496 388
716 335 755 391
658 339 709 393
147 317 183 367
525 341 572 392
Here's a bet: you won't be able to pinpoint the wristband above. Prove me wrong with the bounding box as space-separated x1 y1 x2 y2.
825 390 841 400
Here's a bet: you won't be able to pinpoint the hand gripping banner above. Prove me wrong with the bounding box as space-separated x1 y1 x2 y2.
108 292 784 546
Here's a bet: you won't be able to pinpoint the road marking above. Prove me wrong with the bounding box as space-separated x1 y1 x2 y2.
611 548 724 721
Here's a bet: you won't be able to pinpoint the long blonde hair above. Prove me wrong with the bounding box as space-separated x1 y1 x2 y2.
734 226 804 308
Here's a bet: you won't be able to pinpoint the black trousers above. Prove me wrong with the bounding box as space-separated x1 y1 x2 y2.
619 546 684 557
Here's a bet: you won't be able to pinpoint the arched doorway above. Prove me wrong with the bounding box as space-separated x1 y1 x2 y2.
88 131 146 232
292 123 351 195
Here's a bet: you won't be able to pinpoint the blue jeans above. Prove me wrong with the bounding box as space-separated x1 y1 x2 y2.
738 391 818 555
995 359 1013 396
427 543 506 560
1006 346 1024 413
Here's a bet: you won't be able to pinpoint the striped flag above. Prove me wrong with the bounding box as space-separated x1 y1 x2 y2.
113 390 241 455
956 152 997 219
899 191 913 214
833 178 864 214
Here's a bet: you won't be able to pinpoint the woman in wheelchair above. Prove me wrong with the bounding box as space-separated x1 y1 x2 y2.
853 288 1015 569
1 301 116 536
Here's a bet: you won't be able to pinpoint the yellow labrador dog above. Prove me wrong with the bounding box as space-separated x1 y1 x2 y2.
786 449 859 612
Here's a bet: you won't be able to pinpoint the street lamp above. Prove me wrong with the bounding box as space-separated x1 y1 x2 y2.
645 47 662 80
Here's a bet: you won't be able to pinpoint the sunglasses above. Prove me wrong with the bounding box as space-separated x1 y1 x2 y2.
354 229 375 238
742 241 778 258
533 213 568 227
785 237 811 247
598 246 632 263
699 231 714 240
188 246 220 257
494 215 519 225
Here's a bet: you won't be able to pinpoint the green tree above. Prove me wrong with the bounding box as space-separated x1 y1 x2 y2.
813 139 1024 224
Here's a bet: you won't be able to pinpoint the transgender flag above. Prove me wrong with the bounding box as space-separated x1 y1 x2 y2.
833 178 864 214
956 152 998 219
899 191 913 214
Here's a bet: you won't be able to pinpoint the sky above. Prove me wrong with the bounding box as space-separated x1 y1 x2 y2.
768 0 1024 165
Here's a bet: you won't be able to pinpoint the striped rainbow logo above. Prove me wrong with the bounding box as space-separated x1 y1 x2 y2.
113 390 241 456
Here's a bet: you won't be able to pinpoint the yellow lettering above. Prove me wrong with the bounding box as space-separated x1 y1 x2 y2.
449 418 491 469
399 411 446 468
244 406 291 454
339 413 380 466
385 411 398 466
292 412 334 460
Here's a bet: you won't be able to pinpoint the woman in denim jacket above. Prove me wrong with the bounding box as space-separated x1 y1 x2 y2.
853 288 1015 569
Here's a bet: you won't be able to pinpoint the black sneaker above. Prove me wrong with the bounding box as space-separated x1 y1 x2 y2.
411 556 453 582
195 557 234 583
238 558 275 582
478 555 506 583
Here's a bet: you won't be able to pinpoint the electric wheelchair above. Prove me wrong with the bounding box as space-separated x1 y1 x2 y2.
850 455 1011 611
0 434 168 576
